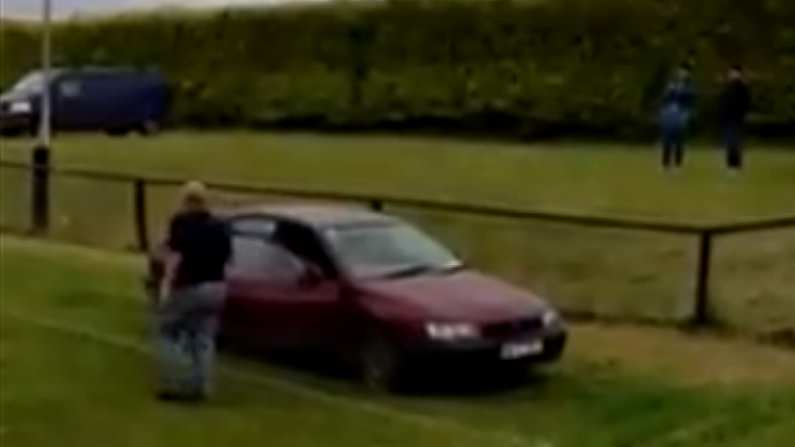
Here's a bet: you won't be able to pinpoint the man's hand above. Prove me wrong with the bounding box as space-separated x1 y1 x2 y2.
158 251 181 307
158 281 172 306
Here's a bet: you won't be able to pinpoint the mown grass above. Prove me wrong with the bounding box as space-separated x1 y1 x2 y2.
3 133 795 222
1 132 794 332
2 235 795 447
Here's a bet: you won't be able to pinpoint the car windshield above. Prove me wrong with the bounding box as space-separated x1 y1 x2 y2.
324 223 462 280
11 72 45 93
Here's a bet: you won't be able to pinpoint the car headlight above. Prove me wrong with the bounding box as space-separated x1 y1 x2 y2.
426 322 480 341
9 101 32 114
542 310 560 328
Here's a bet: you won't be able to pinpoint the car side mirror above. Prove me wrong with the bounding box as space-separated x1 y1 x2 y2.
299 263 324 287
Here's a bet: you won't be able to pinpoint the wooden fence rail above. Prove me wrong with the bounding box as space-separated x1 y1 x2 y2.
2 160 793 327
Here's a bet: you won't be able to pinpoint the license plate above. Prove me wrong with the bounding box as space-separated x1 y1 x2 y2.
500 341 543 360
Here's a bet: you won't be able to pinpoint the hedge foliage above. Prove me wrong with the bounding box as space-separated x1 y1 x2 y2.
2 0 794 138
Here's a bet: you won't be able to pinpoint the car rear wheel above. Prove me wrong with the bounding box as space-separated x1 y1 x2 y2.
360 335 404 392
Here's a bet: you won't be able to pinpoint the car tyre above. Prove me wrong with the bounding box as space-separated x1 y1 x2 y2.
539 334 566 362
360 334 404 393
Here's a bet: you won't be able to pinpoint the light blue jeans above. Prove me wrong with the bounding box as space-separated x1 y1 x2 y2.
156 282 226 397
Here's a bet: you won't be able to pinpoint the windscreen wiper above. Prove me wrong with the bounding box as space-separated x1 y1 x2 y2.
439 263 467 274
381 264 436 279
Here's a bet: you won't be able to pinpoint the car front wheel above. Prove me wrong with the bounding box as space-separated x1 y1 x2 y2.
539 334 567 362
360 335 404 392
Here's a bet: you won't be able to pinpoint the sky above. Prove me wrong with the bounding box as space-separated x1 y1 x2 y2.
1 0 327 19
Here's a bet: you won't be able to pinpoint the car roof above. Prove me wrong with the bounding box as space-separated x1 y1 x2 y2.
222 204 400 229
62 66 157 74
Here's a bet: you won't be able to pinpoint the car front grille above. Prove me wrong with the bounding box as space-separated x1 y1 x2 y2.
482 317 543 339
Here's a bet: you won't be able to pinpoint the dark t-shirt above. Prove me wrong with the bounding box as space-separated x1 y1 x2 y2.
719 80 751 126
167 211 232 287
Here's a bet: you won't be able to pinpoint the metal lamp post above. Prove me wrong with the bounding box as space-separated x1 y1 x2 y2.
32 0 53 233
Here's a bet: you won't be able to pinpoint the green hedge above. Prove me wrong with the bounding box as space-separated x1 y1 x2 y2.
2 0 794 138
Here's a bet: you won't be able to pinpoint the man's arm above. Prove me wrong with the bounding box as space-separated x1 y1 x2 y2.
159 251 181 304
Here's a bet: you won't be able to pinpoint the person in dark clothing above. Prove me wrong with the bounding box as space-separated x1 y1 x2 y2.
157 181 231 401
659 64 697 171
719 65 752 171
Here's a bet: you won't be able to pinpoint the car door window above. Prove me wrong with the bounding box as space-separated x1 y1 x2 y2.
231 236 306 283
272 222 336 276
232 217 277 237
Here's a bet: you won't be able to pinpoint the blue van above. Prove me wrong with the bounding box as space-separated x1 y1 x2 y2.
0 67 169 136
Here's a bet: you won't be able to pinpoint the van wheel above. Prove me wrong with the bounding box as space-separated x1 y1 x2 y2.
138 120 160 136
360 334 404 393
1 126 24 138
106 128 130 137
28 117 39 137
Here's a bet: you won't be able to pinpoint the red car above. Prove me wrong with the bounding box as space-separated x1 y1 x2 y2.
149 205 567 390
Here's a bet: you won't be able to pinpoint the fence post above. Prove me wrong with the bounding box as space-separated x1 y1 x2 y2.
693 231 714 326
31 145 51 233
133 179 149 252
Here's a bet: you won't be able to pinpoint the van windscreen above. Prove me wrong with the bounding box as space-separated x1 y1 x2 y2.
12 72 44 93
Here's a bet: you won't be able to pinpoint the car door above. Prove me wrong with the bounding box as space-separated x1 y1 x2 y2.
224 219 344 350
269 221 347 349
224 234 307 349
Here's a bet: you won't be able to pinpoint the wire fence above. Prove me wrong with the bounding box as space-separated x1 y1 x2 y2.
1 160 794 333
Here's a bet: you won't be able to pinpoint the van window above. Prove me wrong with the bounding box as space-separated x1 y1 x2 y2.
59 80 82 98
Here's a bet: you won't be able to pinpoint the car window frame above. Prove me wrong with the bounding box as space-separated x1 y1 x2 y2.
271 221 340 276
230 216 278 238
229 233 309 285
229 214 342 280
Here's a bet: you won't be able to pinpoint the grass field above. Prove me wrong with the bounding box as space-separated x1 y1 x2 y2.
2 235 795 447
3 133 795 222
1 132 794 332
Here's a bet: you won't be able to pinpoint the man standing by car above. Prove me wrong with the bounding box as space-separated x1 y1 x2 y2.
719 65 752 173
157 181 231 402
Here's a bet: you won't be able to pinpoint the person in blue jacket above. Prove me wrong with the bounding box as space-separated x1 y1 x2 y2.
659 64 697 171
